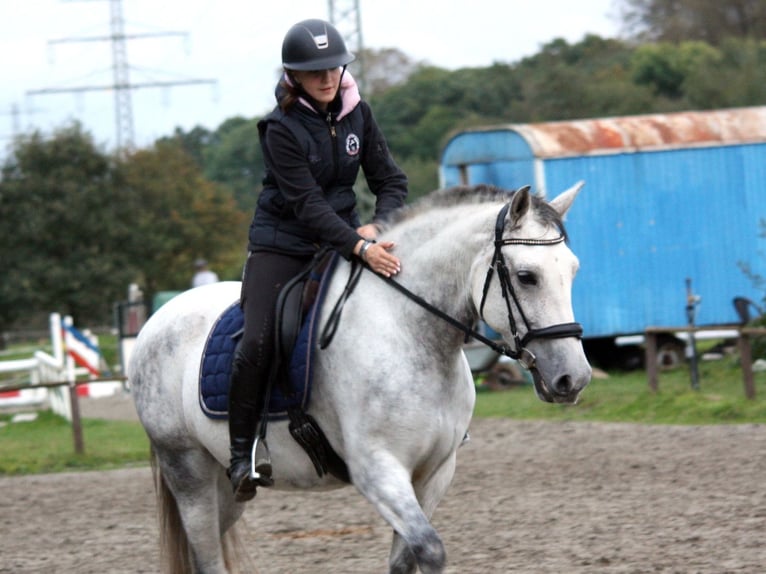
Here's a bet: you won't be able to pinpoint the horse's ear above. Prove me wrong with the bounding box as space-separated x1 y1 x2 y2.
549 181 585 218
509 185 532 224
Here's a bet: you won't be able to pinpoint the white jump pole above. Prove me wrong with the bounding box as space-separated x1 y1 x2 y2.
47 313 72 421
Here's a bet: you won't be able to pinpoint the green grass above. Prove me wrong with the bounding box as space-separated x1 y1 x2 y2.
0 333 146 475
0 410 150 475
2 350 765 477
475 356 766 424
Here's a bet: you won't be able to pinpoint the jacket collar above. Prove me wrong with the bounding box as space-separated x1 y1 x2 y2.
277 71 361 121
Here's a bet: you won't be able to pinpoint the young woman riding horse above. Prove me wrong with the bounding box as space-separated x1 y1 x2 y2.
228 18 408 501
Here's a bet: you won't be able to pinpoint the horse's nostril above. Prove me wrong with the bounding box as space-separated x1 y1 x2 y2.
553 375 573 396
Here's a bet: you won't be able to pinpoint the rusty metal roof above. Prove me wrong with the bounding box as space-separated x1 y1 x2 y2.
500 106 766 158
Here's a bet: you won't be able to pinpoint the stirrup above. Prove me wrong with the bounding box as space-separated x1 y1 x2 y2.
250 437 274 486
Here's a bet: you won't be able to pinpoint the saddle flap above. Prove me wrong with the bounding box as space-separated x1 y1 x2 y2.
275 275 307 362
275 250 335 365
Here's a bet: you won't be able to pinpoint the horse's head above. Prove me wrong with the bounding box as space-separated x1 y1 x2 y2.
472 182 591 404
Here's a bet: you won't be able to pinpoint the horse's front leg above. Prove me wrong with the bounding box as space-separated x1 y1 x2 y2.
387 449 458 574
350 451 448 574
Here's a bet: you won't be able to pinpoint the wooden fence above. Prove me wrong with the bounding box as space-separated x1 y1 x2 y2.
645 326 766 399
1 377 127 454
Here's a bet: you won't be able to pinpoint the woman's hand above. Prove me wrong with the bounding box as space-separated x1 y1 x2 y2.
354 237 401 277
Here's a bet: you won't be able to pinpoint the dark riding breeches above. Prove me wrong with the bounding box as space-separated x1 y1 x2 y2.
228 250 313 421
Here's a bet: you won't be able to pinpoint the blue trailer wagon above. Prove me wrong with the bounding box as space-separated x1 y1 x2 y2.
441 106 766 369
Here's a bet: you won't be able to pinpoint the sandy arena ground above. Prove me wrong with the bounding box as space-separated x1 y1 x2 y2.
1 393 765 573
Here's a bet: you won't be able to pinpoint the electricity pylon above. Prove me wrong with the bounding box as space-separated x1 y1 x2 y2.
26 0 216 152
328 0 366 93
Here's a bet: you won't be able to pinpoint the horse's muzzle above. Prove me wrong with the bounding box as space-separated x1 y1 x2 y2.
531 368 591 404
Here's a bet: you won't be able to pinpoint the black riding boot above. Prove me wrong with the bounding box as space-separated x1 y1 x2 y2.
227 350 273 502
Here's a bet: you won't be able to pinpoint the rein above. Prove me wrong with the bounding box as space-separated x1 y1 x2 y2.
320 199 583 371
319 261 364 349
371 267 513 357
318 258 506 356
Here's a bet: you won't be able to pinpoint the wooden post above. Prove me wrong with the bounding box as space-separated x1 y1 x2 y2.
739 329 756 400
645 330 658 391
68 382 85 454
645 325 763 398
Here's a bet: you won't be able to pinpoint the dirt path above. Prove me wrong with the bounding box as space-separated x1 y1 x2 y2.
2 397 765 573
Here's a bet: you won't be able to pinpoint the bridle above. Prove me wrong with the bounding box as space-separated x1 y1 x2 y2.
321 201 583 370
477 201 583 369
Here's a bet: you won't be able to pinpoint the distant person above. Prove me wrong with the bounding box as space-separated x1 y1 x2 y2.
191 259 219 288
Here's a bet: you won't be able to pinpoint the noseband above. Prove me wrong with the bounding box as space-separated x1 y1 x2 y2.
478 202 583 369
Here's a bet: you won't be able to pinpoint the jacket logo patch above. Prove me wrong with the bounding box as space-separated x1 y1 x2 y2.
345 134 360 156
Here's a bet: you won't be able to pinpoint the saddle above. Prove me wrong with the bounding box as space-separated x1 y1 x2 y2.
274 252 326 384
198 249 350 483
270 249 351 483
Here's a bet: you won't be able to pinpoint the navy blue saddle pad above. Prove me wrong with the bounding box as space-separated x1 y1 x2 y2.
198 253 339 420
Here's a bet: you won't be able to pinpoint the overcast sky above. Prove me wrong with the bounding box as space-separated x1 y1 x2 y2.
0 0 621 151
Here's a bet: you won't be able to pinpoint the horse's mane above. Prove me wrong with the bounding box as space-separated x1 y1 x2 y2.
379 184 567 240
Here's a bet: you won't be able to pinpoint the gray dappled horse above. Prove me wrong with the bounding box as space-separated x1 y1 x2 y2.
129 183 592 573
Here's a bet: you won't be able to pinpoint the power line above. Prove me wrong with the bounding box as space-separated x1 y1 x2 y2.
1 103 45 143
25 0 217 152
0 104 22 140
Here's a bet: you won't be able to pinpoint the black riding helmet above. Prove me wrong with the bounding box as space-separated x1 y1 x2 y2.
282 19 355 71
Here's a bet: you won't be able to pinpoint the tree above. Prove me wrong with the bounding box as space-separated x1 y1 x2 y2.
0 125 248 331
359 47 424 97
631 40 721 99
620 0 766 44
512 35 654 120
370 64 524 161
202 118 264 211
158 125 215 169
0 124 134 329
682 38 766 108
115 141 247 297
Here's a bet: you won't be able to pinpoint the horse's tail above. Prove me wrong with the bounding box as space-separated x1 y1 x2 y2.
221 520 255 574
151 446 192 574
151 446 255 574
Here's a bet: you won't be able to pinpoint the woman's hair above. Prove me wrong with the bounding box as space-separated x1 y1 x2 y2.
278 67 345 113
278 72 301 112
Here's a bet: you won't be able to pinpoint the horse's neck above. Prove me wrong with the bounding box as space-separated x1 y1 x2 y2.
382 205 494 345
392 205 492 281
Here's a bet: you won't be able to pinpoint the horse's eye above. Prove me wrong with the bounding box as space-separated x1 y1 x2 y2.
517 270 538 286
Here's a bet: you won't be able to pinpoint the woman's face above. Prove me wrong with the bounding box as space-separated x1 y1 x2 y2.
291 67 342 110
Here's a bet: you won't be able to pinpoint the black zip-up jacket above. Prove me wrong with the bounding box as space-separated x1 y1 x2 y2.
250 74 408 258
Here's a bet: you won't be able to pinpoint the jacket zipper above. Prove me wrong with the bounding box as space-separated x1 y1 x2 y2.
327 112 339 180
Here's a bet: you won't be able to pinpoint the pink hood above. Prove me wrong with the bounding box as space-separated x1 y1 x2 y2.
284 70 361 121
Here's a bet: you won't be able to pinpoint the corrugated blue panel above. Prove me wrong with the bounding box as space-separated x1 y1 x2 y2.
544 154 646 336
742 143 766 221
441 129 534 165
441 118 766 339
442 161 537 189
544 145 766 336
441 130 536 188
